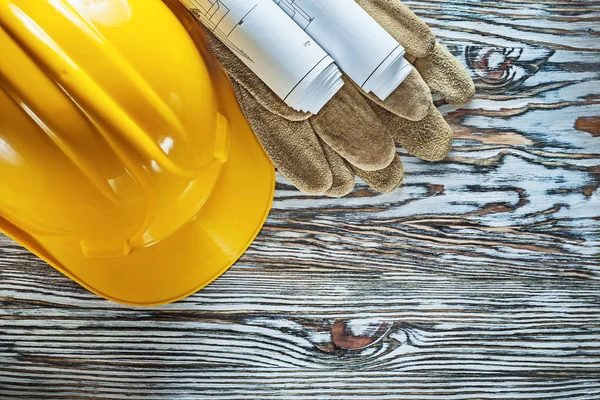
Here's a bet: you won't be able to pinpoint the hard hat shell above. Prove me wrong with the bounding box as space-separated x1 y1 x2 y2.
0 0 275 306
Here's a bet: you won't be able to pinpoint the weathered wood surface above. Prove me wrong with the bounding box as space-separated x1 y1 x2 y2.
1 1 599 399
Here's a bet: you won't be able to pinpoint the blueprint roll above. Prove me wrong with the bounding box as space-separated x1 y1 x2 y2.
274 0 413 101
179 0 344 114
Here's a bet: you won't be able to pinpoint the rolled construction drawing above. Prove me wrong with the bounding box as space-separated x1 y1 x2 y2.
274 0 413 101
179 0 344 114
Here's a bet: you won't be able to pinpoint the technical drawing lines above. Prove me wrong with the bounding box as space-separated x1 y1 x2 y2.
187 0 254 62
273 0 315 30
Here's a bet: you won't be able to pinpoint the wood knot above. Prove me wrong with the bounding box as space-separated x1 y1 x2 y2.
464 46 553 93
331 319 393 351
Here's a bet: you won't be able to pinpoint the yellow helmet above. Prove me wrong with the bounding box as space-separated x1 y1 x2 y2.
0 0 274 306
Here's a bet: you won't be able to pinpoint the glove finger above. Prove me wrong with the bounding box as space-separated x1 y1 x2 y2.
355 0 435 58
203 28 310 122
232 81 333 194
353 154 405 194
360 68 432 121
320 141 356 198
414 42 476 107
374 103 453 162
310 77 396 172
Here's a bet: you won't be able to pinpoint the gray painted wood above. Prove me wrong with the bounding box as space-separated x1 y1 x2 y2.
1 0 599 398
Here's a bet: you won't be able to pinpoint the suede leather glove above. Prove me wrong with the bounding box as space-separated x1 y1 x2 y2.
174 0 475 196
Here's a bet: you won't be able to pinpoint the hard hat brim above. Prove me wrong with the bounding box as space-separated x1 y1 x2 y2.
1 88 275 307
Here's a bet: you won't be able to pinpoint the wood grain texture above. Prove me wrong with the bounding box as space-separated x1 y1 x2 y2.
1 0 600 399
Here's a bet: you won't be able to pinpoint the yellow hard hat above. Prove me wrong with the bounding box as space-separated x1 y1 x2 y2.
0 0 275 306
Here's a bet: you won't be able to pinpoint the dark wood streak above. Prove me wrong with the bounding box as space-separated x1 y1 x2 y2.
1 0 600 399
576 116 600 136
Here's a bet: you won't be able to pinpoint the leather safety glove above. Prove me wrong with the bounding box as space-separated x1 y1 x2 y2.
177 0 476 196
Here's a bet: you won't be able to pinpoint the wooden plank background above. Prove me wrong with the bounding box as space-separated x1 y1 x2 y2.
1 0 599 398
